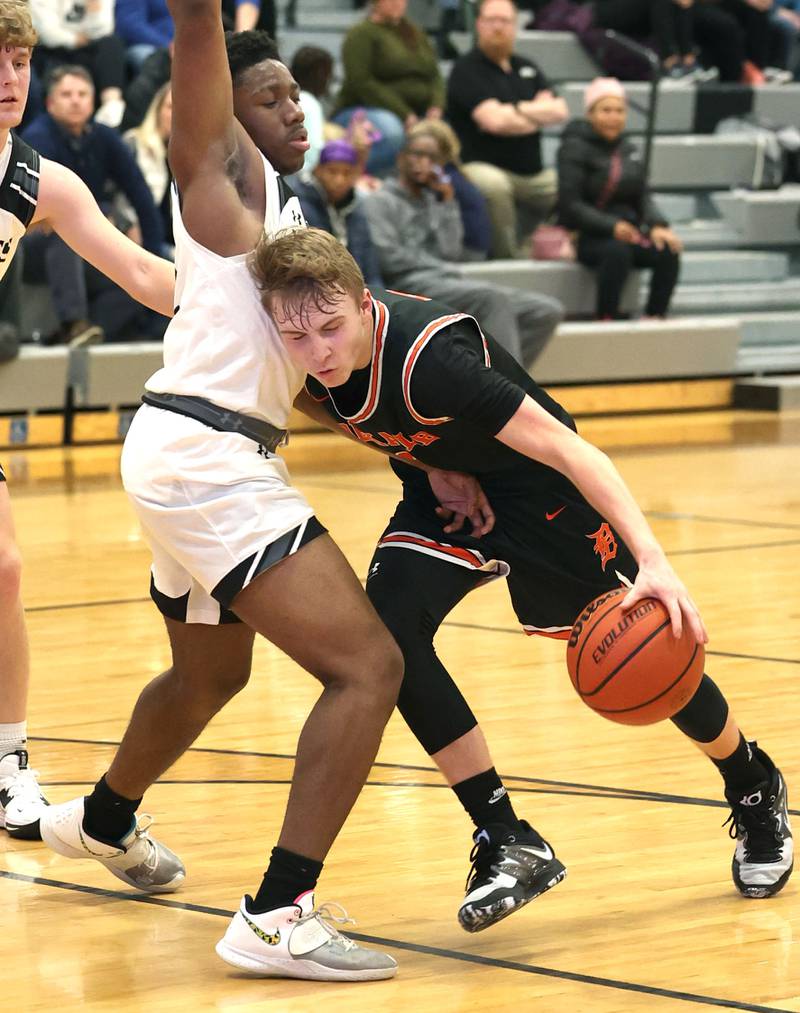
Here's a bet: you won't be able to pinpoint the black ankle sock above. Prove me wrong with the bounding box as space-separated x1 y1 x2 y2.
83 774 141 844
712 734 769 793
249 846 324 914
453 767 521 831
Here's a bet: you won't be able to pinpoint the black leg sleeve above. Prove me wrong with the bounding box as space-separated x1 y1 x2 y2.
366 545 483 756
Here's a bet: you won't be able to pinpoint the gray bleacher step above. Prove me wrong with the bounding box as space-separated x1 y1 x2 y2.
671 278 800 314
733 374 800 410
674 220 743 250
451 30 600 80
535 317 740 384
285 9 359 29
279 29 348 64
0 346 69 413
652 194 698 223
712 187 800 246
737 344 800 374
738 312 800 347
677 251 789 284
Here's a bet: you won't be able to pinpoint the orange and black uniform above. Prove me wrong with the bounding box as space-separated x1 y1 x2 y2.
307 289 637 753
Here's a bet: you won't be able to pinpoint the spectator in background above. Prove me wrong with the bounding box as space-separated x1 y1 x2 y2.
22 65 166 343
585 0 708 80
28 0 127 126
557 78 682 321
770 0 800 78
121 39 171 131
446 0 568 259
291 46 334 171
293 139 384 286
123 83 173 252
333 0 445 175
364 134 563 367
114 0 174 69
407 119 492 259
222 0 276 38
694 0 771 84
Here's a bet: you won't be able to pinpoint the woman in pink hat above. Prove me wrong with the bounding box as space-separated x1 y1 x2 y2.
556 77 683 320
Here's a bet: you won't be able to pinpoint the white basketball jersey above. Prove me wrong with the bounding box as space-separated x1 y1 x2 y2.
145 152 307 427
0 133 40 282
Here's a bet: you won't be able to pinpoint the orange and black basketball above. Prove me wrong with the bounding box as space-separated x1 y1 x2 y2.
566 588 705 726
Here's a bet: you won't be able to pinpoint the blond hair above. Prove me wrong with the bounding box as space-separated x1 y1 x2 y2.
0 0 37 48
251 227 365 321
407 119 461 165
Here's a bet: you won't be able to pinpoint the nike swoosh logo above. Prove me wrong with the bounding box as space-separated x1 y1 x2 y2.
518 843 554 862
242 910 281 946
545 506 567 521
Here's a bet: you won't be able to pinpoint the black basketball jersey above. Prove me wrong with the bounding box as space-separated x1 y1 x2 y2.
0 132 40 281
305 288 577 496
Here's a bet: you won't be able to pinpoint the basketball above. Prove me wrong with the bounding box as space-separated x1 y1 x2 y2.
566 588 705 725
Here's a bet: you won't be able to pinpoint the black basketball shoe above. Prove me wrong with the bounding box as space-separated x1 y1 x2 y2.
458 820 566 932
724 744 793 899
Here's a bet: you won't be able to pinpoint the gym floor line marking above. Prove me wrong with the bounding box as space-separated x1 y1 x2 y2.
20 599 800 668
648 511 800 532
29 737 800 817
0 871 791 1013
669 538 800 556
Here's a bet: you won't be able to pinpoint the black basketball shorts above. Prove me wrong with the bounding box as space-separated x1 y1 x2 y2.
369 483 638 639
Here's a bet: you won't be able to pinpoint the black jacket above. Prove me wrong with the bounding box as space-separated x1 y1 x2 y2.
556 119 667 237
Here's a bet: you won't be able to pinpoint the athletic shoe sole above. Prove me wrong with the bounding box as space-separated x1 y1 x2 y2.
733 858 794 899
215 940 397 981
458 858 567 933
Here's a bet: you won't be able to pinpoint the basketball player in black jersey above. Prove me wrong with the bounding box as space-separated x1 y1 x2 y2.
0 0 174 840
252 227 792 931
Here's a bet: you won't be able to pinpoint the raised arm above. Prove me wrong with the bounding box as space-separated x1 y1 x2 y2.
166 0 237 185
34 159 174 318
166 0 261 254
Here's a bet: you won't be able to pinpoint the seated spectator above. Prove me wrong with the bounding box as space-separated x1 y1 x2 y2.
222 0 276 38
123 83 173 252
363 134 563 367
557 78 682 321
770 0 800 79
121 40 171 132
28 0 127 126
293 140 384 286
291 46 335 172
114 0 174 70
22 65 166 344
693 0 771 84
333 0 445 175
407 119 492 259
584 0 706 80
446 0 568 259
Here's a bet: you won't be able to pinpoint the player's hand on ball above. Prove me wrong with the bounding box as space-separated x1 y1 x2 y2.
428 469 495 536
621 556 708 645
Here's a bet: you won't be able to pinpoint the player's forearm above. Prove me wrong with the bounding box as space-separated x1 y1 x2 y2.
234 1 260 31
167 0 219 26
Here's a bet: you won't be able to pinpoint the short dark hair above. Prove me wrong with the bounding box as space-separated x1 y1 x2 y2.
225 30 281 86
46 64 94 95
290 46 333 97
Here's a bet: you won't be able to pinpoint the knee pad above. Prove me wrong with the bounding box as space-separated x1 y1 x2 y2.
670 674 729 743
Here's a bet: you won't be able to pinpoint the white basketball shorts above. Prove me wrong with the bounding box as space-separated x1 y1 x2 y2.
121 404 325 624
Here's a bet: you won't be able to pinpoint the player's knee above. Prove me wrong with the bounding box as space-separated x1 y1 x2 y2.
0 539 23 603
172 657 252 709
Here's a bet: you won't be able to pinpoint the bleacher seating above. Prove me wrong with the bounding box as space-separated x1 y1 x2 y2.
1 2 796 440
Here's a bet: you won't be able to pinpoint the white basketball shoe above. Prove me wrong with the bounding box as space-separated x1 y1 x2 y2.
216 891 398 981
0 749 48 839
40 796 185 893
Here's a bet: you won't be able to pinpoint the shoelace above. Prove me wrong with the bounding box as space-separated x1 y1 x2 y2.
723 798 783 861
298 901 358 951
465 838 496 892
4 764 43 801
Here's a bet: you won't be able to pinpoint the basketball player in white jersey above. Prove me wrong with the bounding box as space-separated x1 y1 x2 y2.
40 0 401 982
0 0 174 839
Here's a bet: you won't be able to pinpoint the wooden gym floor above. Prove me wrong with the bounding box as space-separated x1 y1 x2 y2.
2 407 799 1012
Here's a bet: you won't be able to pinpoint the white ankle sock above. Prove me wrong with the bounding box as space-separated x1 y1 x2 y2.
0 721 27 757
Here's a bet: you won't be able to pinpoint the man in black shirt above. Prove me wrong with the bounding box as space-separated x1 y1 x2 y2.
446 0 567 257
253 227 793 931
